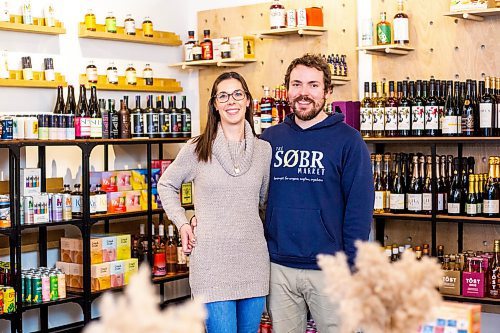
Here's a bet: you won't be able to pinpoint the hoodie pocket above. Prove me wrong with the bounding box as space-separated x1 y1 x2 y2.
269 207 338 259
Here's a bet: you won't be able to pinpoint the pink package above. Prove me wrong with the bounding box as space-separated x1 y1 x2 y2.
100 236 117 262
110 261 125 288
462 271 485 298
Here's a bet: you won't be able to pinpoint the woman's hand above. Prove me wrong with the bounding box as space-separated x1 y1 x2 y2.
180 218 197 254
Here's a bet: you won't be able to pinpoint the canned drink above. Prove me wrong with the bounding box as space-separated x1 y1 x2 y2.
1 117 13 140
0 288 3 314
49 272 58 301
24 196 34 225
0 195 10 229
3 287 15 313
25 274 32 303
14 116 25 139
297 8 307 27
20 195 24 225
41 273 50 302
24 116 38 139
66 115 75 140
32 274 42 304
286 9 297 27
57 271 66 299
53 194 63 222
21 272 25 304
57 115 66 140
48 115 58 140
62 193 72 221
38 114 49 140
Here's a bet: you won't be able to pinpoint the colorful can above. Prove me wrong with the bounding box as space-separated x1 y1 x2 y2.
286 9 297 27
21 272 26 303
20 196 24 225
62 193 72 221
49 272 58 300
25 273 32 303
38 114 49 140
24 196 34 225
41 273 50 302
13 116 25 139
31 274 42 304
1 117 13 140
0 195 10 229
24 116 39 139
0 288 3 315
53 194 63 222
57 270 66 299
3 287 15 313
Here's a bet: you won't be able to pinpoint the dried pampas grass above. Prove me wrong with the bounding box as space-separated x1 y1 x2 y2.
318 241 443 333
84 265 206 333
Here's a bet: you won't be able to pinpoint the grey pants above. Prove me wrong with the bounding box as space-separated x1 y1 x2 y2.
268 263 339 333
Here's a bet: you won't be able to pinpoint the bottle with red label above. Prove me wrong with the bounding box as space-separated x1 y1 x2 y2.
201 29 213 60
75 84 91 139
153 223 167 277
270 0 286 29
260 87 274 132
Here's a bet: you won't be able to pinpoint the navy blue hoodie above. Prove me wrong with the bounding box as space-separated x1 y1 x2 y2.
260 113 374 269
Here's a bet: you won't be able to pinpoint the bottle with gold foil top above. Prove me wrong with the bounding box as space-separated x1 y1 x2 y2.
124 14 136 35
125 63 137 85
466 174 478 216
376 12 391 45
105 11 117 33
142 16 153 37
373 154 386 214
488 239 500 299
484 157 499 217
84 9 96 31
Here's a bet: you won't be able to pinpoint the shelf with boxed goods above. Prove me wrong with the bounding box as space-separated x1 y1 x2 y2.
445 0 500 21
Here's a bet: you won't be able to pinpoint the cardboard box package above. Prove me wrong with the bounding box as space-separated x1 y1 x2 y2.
90 171 118 192
439 270 461 296
69 263 83 289
20 168 41 196
418 301 481 333
140 190 158 210
107 191 127 213
117 171 132 191
123 258 139 285
110 261 125 288
100 235 117 262
229 36 255 59
151 169 161 188
91 263 111 292
450 0 495 11
90 237 103 264
60 238 82 264
116 234 131 260
125 190 142 212
131 169 148 190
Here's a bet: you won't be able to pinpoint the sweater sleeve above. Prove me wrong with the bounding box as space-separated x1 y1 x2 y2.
157 143 198 230
259 141 272 220
341 135 374 266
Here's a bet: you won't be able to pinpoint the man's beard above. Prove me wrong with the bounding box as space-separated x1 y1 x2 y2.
291 95 326 121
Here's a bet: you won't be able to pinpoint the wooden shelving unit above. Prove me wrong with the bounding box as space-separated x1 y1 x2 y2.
331 76 350 86
356 44 415 56
78 22 181 46
169 58 257 70
254 26 327 38
0 15 66 35
79 74 182 93
364 136 500 144
0 70 67 88
444 7 500 21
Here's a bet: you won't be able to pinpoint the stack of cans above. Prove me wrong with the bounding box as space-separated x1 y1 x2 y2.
21 267 66 304
20 192 73 225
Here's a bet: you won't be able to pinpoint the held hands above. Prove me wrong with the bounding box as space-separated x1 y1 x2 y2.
180 216 197 254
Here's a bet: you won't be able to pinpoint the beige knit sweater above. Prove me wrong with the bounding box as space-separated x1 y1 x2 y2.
157 121 272 303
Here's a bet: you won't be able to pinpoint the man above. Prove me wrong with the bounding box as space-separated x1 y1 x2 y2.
260 54 374 332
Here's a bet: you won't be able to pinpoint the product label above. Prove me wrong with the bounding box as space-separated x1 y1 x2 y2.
270 8 286 28
437 193 444 211
483 199 499 214
441 116 460 134
181 113 191 134
447 202 461 214
143 69 153 79
466 203 477 215
90 118 102 138
80 117 91 137
389 193 405 210
105 18 117 32
374 191 386 210
411 106 425 130
131 114 144 135
71 195 82 213
96 194 107 213
462 113 475 134
126 70 137 85
407 193 422 212
286 9 297 27
192 46 202 58
177 247 187 265
423 193 432 211
479 103 493 128
372 107 385 131
253 116 262 135
377 25 391 44
143 22 153 36
107 69 118 84
124 20 135 34
393 17 409 42
385 107 398 131
425 106 439 130
360 107 373 131
398 106 411 130
86 68 98 82
477 203 482 215
261 114 272 129
296 8 307 27
171 113 181 134
159 113 170 135
153 252 166 276
220 43 231 55
438 105 445 129
90 195 97 214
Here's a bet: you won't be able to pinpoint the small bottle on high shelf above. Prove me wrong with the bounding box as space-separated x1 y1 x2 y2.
200 30 213 60
184 31 196 62
376 12 391 45
106 62 118 85
192 39 203 61
269 0 286 29
393 0 409 45
124 14 136 35
220 37 231 59
125 63 137 85
84 9 96 31
86 60 98 84
118 99 131 139
142 16 153 37
143 64 154 86
105 12 117 33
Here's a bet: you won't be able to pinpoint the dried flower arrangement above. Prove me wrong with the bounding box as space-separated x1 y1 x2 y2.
318 241 443 333
84 266 206 333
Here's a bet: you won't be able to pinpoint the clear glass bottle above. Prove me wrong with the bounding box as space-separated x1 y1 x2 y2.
269 0 286 29
143 64 153 86
376 12 391 45
393 0 409 44
124 14 136 35
125 63 137 85
86 60 98 84
106 61 118 84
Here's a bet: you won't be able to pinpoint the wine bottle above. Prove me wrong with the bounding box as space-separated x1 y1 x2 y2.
466 174 478 217
64 85 76 140
448 158 463 216
436 155 445 213
425 80 439 136
118 99 131 139
484 156 499 217
479 78 496 137
475 174 483 215
383 153 392 211
385 81 398 137
157 96 169 138
170 96 182 138
393 0 409 44
440 155 449 213
109 99 119 139
398 81 411 136
52 85 65 140
360 82 373 138
373 82 385 137
390 153 406 214
374 154 386 214
407 155 422 213
89 86 102 139
462 80 475 136
181 96 191 138
75 85 91 139
411 80 425 136
144 95 159 138
454 81 463 136
442 81 458 136
131 96 145 138
422 155 433 214
100 99 109 139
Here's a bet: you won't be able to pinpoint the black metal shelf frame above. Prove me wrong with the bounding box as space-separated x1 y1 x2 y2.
0 138 190 332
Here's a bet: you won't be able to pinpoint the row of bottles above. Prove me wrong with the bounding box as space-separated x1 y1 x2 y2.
84 9 154 37
1 1 57 27
132 223 188 277
361 0 409 46
360 76 500 137
373 152 500 218
322 53 348 77
253 86 291 134
0 53 57 81
86 61 154 86
183 30 214 62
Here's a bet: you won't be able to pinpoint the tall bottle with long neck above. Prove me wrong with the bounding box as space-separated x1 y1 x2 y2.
466 174 478 217
479 78 496 137
385 81 398 137
64 85 76 140
373 154 386 214
488 239 500 298
485 157 500 217
441 155 449 213
407 155 422 213
373 82 386 137
383 153 392 211
75 85 90 139
360 82 373 138
53 85 65 140
422 155 433 214
131 95 145 138
442 81 458 136
118 99 131 139
181 96 191 138
157 95 169 138
436 155 445 213
411 80 425 136
448 158 463 216
390 153 406 214
170 96 182 138
462 80 475 136
398 81 411 136
89 86 102 139
425 80 439 136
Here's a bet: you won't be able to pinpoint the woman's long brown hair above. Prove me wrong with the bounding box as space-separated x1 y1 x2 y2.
193 72 256 162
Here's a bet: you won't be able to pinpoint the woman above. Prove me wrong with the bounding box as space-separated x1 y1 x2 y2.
157 72 271 333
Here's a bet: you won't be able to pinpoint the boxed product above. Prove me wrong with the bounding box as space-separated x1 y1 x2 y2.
116 234 131 260
33 194 49 224
212 38 223 61
181 182 193 205
229 36 255 59
70 262 83 289
107 191 127 213
117 171 132 191
462 270 485 298
306 7 323 27
439 270 461 296
151 169 161 188
20 168 41 196
151 159 173 175
91 262 111 292
90 171 118 192
101 235 117 262
140 189 159 210
125 190 142 212
60 238 73 263
55 261 69 274
123 258 139 285
131 169 148 190
418 301 481 333
110 261 125 288
60 237 83 264
450 0 495 11
90 237 103 264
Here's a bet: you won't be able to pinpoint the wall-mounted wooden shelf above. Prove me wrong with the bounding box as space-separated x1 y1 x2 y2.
255 26 327 38
331 76 350 85
0 15 66 35
169 58 257 70
444 7 500 21
356 44 415 56
0 70 67 88
79 74 182 93
78 22 181 46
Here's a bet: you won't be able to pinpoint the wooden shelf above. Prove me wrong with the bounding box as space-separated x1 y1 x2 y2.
374 212 500 225
444 8 500 21
254 26 327 38
356 44 415 56
0 70 67 88
79 74 182 93
169 58 257 70
78 22 181 46
364 136 500 144
374 212 432 221
331 76 350 85
0 15 65 35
